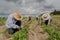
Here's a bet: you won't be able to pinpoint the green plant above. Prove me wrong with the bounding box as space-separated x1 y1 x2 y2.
0 17 6 26
42 25 60 40
10 26 29 40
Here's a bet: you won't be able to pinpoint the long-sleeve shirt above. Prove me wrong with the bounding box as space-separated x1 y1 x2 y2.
6 14 23 29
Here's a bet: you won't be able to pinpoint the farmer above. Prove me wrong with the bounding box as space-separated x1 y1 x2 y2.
28 16 31 21
6 12 23 34
41 13 52 25
36 16 39 20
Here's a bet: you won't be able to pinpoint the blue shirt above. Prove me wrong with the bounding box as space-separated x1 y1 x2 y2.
6 14 23 28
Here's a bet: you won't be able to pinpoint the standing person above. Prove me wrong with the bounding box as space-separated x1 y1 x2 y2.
41 13 52 25
6 12 23 34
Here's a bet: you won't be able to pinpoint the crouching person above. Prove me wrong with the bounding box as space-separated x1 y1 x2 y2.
41 13 52 25
6 12 23 34
28 16 31 21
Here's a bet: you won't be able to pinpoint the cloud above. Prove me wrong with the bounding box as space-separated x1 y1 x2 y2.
36 0 44 2
0 0 59 16
5 0 19 3
52 0 60 10
44 5 54 9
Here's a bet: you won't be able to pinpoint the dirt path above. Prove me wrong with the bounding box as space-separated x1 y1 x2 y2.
29 20 49 40
0 26 10 40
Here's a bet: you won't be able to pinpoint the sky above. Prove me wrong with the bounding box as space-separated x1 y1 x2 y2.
0 0 60 16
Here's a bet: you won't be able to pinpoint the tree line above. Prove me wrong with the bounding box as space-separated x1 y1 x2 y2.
51 10 60 15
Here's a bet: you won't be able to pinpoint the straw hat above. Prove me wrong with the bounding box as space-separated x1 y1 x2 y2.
41 13 50 20
12 12 22 20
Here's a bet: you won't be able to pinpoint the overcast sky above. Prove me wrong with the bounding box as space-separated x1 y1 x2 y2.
0 0 60 15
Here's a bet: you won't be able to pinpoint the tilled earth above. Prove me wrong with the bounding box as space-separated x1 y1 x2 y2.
28 20 49 40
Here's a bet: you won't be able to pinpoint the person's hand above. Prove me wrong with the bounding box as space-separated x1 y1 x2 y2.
17 26 20 29
21 25 23 28
17 26 22 30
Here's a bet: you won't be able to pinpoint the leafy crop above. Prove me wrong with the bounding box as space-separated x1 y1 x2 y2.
42 24 60 40
10 26 29 40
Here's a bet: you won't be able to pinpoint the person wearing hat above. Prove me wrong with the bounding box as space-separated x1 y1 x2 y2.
6 12 23 34
41 13 52 25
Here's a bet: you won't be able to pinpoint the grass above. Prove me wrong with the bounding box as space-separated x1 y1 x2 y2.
0 17 6 26
51 15 60 30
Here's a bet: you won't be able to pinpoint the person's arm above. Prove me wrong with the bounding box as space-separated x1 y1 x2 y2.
21 21 23 28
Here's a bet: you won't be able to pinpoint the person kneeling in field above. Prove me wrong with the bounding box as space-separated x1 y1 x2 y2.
6 12 23 34
41 13 52 25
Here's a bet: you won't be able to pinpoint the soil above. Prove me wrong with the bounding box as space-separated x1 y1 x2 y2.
0 26 10 40
28 20 49 40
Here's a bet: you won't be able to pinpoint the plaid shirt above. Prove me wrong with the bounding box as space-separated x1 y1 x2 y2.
6 14 23 28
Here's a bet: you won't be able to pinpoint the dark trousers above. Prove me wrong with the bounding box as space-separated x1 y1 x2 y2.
8 28 19 34
45 19 52 25
8 21 22 34
45 20 49 25
28 17 31 21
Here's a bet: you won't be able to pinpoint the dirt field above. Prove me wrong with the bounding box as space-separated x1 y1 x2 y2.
0 15 60 40
0 19 49 40
0 26 10 40
28 20 49 40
